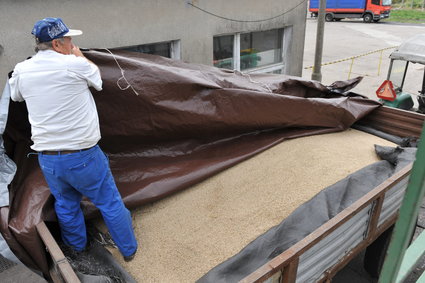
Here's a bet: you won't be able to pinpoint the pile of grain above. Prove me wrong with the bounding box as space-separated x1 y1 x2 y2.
96 129 395 282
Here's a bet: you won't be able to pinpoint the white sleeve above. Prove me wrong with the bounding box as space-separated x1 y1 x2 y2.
8 70 24 102
69 56 103 91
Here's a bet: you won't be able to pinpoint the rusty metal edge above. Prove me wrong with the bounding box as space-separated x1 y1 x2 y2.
356 106 425 138
239 164 412 283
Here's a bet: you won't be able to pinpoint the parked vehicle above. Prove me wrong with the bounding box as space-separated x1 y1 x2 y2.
309 0 391 23
376 33 425 114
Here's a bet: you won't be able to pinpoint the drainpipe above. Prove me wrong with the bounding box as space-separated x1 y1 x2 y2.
311 0 327 82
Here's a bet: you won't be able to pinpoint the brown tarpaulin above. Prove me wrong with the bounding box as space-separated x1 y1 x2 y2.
0 50 380 275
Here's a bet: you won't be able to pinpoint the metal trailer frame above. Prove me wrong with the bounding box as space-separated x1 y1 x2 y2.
379 117 425 282
35 106 425 283
240 164 411 283
240 107 425 283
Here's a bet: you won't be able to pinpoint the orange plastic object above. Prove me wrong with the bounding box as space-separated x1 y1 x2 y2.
376 80 397 101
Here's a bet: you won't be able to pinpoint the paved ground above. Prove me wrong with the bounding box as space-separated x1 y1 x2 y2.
302 18 425 282
0 254 46 283
302 18 425 106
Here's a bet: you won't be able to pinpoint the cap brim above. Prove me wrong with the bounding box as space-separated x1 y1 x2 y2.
64 29 83 37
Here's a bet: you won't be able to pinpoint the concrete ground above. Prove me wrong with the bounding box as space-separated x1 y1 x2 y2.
0 254 46 283
301 18 425 282
302 18 425 106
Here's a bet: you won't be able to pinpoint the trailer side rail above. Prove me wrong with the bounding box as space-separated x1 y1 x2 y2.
240 164 412 283
36 222 80 283
356 106 425 138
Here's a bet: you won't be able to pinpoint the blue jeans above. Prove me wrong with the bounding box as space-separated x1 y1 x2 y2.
38 145 137 257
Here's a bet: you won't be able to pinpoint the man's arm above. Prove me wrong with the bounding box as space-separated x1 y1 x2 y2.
71 45 96 65
70 45 103 91
8 69 24 102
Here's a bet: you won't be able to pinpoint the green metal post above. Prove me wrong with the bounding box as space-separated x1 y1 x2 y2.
379 121 425 283
396 230 425 281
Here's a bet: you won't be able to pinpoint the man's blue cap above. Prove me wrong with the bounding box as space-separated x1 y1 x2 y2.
32 17 83 43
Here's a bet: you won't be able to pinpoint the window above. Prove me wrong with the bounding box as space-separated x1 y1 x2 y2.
371 0 380 5
240 29 283 70
213 35 235 69
213 28 288 74
382 0 391 5
389 60 408 91
113 40 181 59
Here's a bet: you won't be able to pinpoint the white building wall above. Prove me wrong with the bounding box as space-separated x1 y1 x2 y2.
0 0 307 87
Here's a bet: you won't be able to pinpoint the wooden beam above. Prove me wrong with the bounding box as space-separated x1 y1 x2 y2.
367 195 385 241
281 258 299 283
36 222 80 283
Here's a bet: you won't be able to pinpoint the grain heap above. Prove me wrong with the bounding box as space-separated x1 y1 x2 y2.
97 129 396 282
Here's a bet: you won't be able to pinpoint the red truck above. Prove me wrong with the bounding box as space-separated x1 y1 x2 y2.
309 0 392 23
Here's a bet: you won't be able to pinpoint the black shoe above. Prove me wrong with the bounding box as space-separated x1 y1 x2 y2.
123 248 137 262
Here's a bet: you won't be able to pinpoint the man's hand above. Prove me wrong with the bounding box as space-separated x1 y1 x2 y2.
71 44 84 57
71 44 97 66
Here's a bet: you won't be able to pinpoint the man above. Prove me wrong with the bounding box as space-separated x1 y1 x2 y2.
9 18 138 261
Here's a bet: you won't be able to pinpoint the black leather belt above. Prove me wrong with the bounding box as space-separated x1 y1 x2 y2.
42 146 93 155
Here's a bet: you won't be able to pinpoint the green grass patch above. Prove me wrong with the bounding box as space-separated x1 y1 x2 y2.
392 0 425 9
382 8 425 23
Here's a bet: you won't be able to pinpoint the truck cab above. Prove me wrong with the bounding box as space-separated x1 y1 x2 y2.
309 0 392 23
366 0 392 22
376 34 425 113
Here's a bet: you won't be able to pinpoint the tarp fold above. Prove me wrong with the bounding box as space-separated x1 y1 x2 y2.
1 50 381 274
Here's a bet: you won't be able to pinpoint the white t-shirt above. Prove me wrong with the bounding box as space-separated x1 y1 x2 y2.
9 50 103 151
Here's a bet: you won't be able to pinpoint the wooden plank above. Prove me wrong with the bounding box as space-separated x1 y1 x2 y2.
50 265 65 283
357 106 425 138
361 123 421 139
36 222 80 283
369 109 424 125
372 106 425 122
366 196 385 240
281 258 299 283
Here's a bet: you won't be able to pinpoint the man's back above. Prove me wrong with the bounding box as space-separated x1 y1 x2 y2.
9 50 103 151
8 17 138 266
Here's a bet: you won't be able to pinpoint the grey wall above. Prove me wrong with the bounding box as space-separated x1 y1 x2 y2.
0 0 307 88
